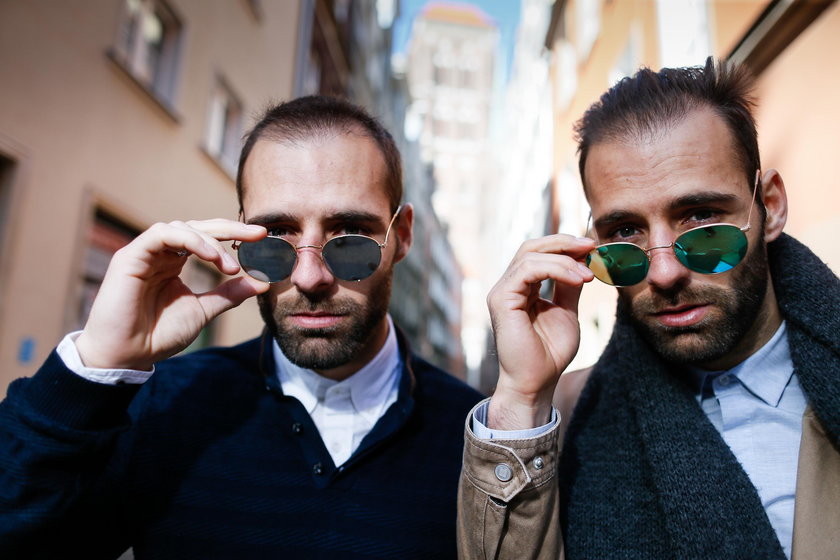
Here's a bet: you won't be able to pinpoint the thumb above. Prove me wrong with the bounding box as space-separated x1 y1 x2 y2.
197 276 270 318
552 279 584 316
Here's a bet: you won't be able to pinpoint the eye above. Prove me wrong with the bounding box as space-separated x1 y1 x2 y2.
336 223 372 236
685 208 721 224
607 225 642 241
266 226 291 237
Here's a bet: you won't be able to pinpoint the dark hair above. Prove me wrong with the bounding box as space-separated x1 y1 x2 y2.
575 57 760 192
236 95 403 214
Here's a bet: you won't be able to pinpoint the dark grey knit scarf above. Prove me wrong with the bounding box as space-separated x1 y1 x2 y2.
558 234 840 559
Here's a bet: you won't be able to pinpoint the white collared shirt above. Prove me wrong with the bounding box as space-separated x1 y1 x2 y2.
274 315 401 467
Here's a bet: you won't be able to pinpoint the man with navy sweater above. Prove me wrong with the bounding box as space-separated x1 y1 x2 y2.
0 96 482 558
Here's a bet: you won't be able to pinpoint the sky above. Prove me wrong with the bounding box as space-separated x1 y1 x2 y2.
392 0 521 82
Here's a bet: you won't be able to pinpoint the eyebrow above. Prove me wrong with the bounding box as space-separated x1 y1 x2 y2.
668 191 739 210
245 212 295 226
593 191 741 230
593 210 643 231
245 210 384 227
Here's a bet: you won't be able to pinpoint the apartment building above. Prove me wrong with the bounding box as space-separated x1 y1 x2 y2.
0 0 304 394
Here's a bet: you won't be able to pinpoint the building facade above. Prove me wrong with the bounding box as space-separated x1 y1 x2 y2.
404 2 499 379
476 0 556 394
0 0 300 395
0 0 469 396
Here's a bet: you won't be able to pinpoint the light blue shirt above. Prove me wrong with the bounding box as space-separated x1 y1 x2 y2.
474 321 803 558
690 321 803 559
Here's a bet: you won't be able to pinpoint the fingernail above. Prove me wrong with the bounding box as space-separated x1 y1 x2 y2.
577 262 592 276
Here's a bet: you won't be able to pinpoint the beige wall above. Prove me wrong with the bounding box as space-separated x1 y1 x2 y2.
0 0 300 394
751 1 840 273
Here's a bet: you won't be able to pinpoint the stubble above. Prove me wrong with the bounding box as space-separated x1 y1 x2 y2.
258 271 392 371
620 238 770 367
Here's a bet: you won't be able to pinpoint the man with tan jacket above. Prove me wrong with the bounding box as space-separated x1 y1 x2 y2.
458 58 839 559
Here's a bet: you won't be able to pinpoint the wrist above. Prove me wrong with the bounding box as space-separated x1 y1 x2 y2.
75 332 153 371
487 383 555 431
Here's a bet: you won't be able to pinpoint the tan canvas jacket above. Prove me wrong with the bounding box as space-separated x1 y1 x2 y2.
457 369 840 560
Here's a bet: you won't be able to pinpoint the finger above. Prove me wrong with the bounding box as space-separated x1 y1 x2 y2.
489 254 593 321
167 221 243 275
183 218 267 242
500 252 594 295
552 275 586 313
196 276 271 319
513 234 596 262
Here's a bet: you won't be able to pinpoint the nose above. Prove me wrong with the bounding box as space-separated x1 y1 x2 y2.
289 245 334 293
645 242 690 291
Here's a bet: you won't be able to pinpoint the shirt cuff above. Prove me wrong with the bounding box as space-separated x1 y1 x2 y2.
57 331 154 385
471 400 558 440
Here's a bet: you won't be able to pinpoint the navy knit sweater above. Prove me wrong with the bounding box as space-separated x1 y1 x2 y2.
0 330 483 559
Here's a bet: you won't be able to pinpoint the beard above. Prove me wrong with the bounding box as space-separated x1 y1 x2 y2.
258 271 392 371
619 233 770 367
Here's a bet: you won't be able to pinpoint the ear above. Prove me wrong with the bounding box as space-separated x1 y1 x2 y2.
392 203 414 263
760 169 788 243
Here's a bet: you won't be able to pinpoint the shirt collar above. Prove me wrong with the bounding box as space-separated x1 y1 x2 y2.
274 315 402 418
689 321 792 406
728 321 792 406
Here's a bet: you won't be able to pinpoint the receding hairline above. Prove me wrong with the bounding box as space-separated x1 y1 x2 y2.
581 104 745 195
238 127 392 206
253 120 379 148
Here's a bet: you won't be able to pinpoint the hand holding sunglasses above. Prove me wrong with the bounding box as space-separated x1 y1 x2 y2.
586 171 760 287
233 206 403 283
75 219 270 371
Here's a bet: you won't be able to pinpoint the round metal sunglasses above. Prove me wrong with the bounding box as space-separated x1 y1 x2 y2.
586 172 760 287
233 206 402 283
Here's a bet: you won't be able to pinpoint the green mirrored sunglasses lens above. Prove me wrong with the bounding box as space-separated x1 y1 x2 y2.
586 243 649 287
237 237 297 282
322 235 381 281
674 225 747 274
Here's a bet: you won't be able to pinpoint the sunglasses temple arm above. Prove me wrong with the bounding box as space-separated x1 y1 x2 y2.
381 204 403 247
743 169 761 232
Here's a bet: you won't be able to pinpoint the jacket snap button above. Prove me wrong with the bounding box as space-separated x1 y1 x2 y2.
534 456 544 470
494 463 513 482
292 422 303 434
313 462 324 475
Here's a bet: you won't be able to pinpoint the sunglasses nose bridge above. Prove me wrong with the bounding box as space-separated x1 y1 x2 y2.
289 243 337 288
292 243 330 268
643 241 674 259
294 243 324 251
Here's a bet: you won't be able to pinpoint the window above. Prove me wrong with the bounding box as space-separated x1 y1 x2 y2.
205 78 244 177
656 0 711 68
244 0 264 22
112 0 183 111
576 0 601 62
77 211 139 331
0 153 16 323
179 259 220 353
0 154 15 251
76 209 219 351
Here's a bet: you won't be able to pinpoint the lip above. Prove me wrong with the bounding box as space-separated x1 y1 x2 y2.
651 304 709 328
288 312 345 329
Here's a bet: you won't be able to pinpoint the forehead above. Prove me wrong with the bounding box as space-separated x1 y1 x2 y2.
584 108 746 215
241 134 391 219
